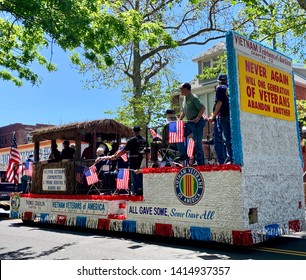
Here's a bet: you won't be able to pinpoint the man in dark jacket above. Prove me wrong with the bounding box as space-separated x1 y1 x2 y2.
61 140 75 160
110 126 146 195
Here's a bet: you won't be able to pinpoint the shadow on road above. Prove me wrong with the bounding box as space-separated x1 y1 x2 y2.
2 218 306 260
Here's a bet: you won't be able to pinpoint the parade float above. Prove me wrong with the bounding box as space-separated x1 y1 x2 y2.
10 32 305 246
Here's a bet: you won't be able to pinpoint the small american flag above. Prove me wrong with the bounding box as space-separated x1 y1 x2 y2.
116 169 129 190
168 121 184 143
149 128 162 139
187 138 195 158
24 161 33 177
85 165 99 185
76 165 87 184
6 133 21 185
117 146 128 162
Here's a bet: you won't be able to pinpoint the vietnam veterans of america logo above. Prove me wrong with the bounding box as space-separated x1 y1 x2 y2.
174 167 205 205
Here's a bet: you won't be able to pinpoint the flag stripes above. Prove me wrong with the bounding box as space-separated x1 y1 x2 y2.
85 165 99 185
149 128 162 140
116 169 129 190
168 121 184 143
24 161 33 177
6 133 21 185
117 146 128 162
187 138 195 158
76 165 87 184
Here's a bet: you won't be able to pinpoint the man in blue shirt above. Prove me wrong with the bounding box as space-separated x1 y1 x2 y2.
208 74 233 164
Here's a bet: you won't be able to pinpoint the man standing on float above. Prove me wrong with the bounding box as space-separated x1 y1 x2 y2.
177 83 206 165
209 74 233 164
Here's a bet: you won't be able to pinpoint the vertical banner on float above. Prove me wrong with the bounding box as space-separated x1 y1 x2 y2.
226 31 295 165
238 55 294 121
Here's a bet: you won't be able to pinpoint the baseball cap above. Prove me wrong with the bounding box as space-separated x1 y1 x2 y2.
217 74 227 82
180 82 191 90
166 109 175 115
132 126 141 132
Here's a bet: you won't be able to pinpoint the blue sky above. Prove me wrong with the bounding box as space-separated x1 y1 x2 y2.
0 43 216 128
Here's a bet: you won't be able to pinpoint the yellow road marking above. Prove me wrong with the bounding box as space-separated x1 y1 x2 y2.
252 246 306 257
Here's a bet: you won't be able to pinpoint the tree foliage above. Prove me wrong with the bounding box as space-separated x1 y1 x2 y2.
236 0 306 62
0 0 126 86
297 100 306 126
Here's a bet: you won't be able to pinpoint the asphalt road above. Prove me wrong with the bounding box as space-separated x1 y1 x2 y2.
0 214 306 260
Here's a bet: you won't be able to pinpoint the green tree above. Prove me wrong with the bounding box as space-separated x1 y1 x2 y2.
0 0 126 86
236 0 306 61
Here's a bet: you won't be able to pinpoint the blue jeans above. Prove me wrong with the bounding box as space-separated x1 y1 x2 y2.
177 117 206 165
213 117 226 164
131 171 143 194
220 115 233 162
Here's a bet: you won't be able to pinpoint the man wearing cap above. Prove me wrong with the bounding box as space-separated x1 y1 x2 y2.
110 126 146 194
208 74 233 164
178 82 206 165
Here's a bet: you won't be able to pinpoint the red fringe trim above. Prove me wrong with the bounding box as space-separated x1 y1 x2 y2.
142 164 241 174
19 193 144 201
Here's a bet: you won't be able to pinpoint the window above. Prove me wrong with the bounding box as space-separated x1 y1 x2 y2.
199 60 216 84
26 133 32 142
202 60 211 71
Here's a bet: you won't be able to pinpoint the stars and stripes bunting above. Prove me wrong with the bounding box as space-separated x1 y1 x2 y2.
168 121 184 143
6 133 21 185
116 169 129 190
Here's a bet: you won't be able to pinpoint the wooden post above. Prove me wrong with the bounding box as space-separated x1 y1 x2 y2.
75 134 82 161
34 142 40 162
92 133 97 155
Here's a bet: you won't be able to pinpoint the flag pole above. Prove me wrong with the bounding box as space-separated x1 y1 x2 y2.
145 126 149 168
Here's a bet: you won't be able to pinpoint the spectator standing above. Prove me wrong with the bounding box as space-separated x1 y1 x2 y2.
110 126 146 195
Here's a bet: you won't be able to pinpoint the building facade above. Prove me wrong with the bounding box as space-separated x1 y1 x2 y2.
0 123 53 149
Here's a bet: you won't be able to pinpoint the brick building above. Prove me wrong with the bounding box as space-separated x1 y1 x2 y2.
0 123 53 149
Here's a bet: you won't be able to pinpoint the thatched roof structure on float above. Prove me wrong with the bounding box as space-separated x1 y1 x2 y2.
31 119 133 142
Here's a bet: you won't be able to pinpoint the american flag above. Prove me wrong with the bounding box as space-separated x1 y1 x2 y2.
24 161 33 177
149 128 162 139
85 165 99 185
116 169 129 190
6 133 21 185
187 138 195 158
117 145 128 162
168 121 184 143
76 165 87 184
